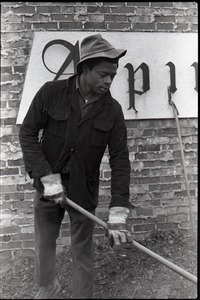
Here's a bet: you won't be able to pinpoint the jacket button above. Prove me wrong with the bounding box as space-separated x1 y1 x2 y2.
70 148 75 153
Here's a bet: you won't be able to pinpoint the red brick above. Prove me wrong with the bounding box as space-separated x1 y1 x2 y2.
12 5 36 14
59 22 82 30
128 217 143 225
1 66 12 74
37 6 61 14
98 6 110 14
175 23 189 31
2 118 17 125
149 184 160 192
60 229 70 237
105 14 127 22
22 240 35 248
157 23 174 30
32 22 58 30
0 101 7 108
134 223 155 232
0 168 19 175
139 144 160 152
0 250 12 259
154 215 167 222
105 2 125 6
168 213 189 222
51 14 74 21
160 183 181 191
111 6 135 14
13 66 26 74
0 235 11 242
13 249 35 257
1 241 22 250
7 21 30 35
158 128 177 136
156 222 178 230
127 2 149 7
152 199 161 206
61 6 75 14
137 177 160 184
128 15 152 22
187 157 197 166
191 24 198 31
151 2 173 8
1 185 16 193
136 207 153 216
1 226 21 234
188 174 198 181
173 2 197 9
8 100 20 109
1 6 10 14
87 6 101 13
60 222 70 230
1 74 21 82
155 15 175 22
8 158 24 166
0 160 6 168
84 22 106 30
185 143 197 150
133 22 155 30
11 232 34 241
160 175 182 183
135 153 148 160
3 14 22 22
143 129 156 136
177 15 198 23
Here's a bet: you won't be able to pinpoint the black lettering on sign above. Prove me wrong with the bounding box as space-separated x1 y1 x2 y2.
191 62 198 92
124 63 150 112
166 62 177 94
42 39 80 80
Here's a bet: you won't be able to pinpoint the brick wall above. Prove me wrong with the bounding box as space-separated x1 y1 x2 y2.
1 2 198 258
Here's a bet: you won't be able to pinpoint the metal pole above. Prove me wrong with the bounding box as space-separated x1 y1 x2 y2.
168 87 197 245
65 197 197 285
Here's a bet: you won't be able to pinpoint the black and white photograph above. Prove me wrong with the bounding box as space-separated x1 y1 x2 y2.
0 2 198 299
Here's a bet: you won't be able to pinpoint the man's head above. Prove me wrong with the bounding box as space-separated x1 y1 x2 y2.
77 34 127 96
79 57 118 95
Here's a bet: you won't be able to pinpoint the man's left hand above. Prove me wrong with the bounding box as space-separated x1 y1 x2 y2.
107 206 132 247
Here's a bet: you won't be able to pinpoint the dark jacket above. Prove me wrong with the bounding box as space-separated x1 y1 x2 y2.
19 74 131 209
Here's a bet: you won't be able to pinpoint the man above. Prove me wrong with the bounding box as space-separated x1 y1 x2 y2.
19 34 133 299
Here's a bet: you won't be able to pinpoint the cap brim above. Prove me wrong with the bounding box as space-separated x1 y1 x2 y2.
76 48 127 69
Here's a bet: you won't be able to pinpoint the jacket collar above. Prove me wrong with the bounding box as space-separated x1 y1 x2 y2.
68 74 113 124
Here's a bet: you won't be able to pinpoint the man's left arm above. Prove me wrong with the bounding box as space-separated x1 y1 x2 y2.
108 104 131 209
107 104 134 246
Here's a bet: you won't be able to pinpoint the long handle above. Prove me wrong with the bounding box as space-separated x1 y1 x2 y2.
171 101 197 245
65 197 197 285
167 87 196 245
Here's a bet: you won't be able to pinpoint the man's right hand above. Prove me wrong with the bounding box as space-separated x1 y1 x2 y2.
40 173 67 207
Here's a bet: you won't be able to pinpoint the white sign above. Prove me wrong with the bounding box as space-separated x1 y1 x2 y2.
16 32 198 124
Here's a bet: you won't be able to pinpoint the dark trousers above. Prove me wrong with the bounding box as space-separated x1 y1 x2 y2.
34 191 95 299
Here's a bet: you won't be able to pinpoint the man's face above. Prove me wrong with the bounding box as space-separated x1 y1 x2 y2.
84 60 118 95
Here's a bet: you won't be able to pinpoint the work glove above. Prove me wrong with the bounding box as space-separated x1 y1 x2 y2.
107 206 132 247
40 173 67 207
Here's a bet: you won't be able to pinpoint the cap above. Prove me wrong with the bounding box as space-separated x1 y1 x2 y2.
76 34 127 69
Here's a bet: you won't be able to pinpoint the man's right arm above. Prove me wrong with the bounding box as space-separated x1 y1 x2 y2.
19 83 52 179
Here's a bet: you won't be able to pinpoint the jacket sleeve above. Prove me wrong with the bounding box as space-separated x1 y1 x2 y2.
19 82 52 179
108 103 133 209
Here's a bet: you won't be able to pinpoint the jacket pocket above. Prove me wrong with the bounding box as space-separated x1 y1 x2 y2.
90 121 113 148
47 106 69 138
